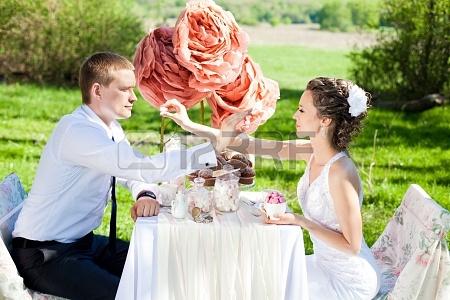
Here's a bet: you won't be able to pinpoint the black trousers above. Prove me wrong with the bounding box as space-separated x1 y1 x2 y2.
11 233 129 300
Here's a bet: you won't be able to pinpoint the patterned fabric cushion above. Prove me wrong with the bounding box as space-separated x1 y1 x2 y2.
0 174 67 300
29 290 68 300
0 173 32 299
371 184 450 299
0 173 27 249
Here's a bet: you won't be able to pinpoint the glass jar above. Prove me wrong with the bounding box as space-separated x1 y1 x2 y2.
171 189 187 219
187 177 212 213
164 134 186 189
214 164 240 212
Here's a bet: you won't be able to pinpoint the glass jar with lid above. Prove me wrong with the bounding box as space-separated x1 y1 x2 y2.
187 177 212 213
213 164 240 212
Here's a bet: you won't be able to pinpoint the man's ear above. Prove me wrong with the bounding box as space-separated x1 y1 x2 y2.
91 83 102 102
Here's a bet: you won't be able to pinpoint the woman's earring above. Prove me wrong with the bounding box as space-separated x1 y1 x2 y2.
320 126 327 138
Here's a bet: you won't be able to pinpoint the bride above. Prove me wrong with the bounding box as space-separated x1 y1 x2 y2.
160 77 381 299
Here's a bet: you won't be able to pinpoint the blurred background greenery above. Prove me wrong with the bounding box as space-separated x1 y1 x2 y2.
135 0 383 29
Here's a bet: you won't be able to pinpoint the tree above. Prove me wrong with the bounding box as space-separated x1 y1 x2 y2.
0 0 144 85
318 0 353 32
350 0 450 100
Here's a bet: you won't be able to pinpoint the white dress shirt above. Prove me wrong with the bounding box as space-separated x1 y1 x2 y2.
13 105 216 243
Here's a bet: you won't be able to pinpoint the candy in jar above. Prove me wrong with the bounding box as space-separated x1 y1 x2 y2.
214 164 240 212
187 177 211 213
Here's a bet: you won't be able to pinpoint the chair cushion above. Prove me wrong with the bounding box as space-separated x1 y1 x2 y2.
371 184 450 297
0 174 68 300
29 290 69 300
0 173 31 299
0 173 27 249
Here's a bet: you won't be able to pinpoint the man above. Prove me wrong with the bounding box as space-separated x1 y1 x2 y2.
11 52 217 299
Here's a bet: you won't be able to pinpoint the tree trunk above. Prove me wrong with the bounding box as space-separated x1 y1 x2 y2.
373 94 448 112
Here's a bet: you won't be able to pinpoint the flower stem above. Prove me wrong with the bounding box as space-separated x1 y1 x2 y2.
160 116 166 152
200 100 205 125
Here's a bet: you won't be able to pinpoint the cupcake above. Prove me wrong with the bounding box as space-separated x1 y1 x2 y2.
239 166 255 184
231 153 252 167
228 158 247 170
198 168 213 178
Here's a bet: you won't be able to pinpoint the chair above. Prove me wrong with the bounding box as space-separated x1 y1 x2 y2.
0 173 67 300
371 184 450 299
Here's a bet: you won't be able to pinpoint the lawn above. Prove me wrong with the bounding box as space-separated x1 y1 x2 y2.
1 45 449 253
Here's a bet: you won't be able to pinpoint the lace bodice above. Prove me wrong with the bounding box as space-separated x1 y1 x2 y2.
297 152 362 232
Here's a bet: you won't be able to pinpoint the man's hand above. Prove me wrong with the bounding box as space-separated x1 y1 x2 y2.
130 197 160 221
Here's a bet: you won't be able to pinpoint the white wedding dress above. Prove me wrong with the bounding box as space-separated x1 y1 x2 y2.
297 152 381 299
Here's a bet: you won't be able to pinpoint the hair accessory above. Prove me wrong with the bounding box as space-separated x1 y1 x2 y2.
347 85 367 117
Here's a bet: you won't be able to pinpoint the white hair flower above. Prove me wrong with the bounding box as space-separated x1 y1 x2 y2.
347 85 368 117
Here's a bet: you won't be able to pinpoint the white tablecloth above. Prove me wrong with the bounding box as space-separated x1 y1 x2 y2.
116 192 308 300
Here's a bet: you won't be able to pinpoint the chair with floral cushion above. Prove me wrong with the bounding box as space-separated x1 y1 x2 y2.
0 173 67 300
371 184 450 300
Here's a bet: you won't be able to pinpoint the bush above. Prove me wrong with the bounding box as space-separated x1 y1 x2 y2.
350 0 450 100
0 0 144 85
349 0 380 29
318 0 353 32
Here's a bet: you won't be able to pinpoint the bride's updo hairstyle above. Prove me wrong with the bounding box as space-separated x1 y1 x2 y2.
306 77 371 151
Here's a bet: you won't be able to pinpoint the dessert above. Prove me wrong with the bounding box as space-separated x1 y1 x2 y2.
231 153 252 167
198 168 213 178
261 190 287 220
228 158 247 170
214 172 240 212
188 151 255 186
265 190 286 204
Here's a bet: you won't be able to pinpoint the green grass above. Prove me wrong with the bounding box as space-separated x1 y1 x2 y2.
1 45 449 253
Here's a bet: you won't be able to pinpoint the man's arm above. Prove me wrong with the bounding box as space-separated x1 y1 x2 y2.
116 178 161 220
58 124 217 184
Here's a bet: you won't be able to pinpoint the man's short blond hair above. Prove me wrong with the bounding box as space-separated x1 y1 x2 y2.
79 52 134 104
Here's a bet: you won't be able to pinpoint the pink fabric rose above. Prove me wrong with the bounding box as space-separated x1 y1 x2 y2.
234 77 280 133
173 0 249 92
207 56 280 132
134 27 208 108
206 55 261 127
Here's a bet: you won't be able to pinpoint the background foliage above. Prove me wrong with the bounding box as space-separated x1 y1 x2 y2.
350 0 450 100
0 0 144 84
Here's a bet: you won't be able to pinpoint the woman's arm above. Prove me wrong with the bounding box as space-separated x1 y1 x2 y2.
266 161 363 255
265 212 361 255
160 99 312 160
228 134 312 161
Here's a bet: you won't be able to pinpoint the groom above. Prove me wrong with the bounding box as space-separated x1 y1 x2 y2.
11 52 217 299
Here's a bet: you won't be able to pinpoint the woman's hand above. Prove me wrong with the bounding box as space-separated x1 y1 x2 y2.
262 212 301 226
159 99 249 153
160 99 192 130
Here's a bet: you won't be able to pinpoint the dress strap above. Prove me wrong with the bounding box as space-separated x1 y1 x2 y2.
324 152 346 169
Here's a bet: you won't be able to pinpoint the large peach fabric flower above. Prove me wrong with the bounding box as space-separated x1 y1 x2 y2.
207 55 280 133
235 77 280 133
173 0 249 92
134 26 208 108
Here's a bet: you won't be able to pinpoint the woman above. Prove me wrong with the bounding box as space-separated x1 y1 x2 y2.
160 77 381 299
